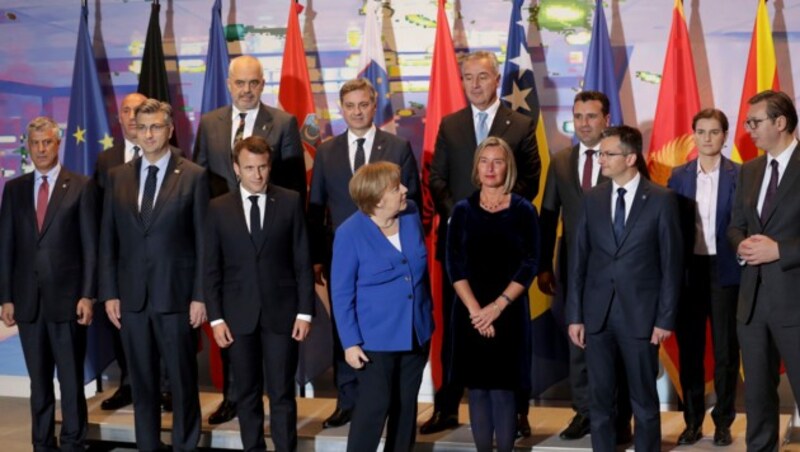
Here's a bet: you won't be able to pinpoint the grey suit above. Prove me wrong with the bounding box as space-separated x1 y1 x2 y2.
728 144 800 451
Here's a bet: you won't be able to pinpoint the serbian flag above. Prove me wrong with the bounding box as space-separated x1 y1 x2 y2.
278 0 320 186
422 0 466 389
646 0 700 186
359 0 395 133
731 0 779 163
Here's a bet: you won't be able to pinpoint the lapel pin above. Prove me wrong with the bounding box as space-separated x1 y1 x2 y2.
377 145 382 150
506 120 511 125
261 124 267 131
62 183 67 188
174 169 181 174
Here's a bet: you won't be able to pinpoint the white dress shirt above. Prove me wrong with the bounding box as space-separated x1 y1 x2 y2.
694 159 720 255
577 141 601 188
347 125 377 172
230 105 260 148
757 138 798 216
611 172 641 224
33 164 61 205
124 138 140 163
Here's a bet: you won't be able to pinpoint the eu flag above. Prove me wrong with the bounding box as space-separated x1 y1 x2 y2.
200 0 231 115
583 0 623 126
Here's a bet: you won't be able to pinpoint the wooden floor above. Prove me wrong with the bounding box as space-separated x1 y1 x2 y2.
65 389 797 451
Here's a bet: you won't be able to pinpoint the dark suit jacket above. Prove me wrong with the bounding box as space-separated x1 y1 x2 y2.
193 103 307 201
94 141 126 197
0 168 98 322
539 144 608 276
204 184 314 335
566 178 682 338
98 154 209 313
668 156 741 287
308 129 421 264
728 144 800 325
429 104 540 257
331 201 434 352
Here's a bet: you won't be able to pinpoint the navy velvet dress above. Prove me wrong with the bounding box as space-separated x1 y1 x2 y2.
446 191 539 390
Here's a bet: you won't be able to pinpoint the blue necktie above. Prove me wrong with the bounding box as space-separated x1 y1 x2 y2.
476 111 489 144
140 165 158 227
613 187 626 244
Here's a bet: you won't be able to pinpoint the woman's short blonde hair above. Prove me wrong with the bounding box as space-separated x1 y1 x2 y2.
471 136 517 193
349 161 402 215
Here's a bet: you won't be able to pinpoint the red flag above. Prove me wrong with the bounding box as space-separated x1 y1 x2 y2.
279 0 320 185
422 0 466 389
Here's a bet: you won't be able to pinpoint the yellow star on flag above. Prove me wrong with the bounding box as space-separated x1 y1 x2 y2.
73 126 86 144
99 133 114 150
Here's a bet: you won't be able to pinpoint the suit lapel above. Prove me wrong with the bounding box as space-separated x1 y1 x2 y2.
216 107 238 185
568 145 582 193
596 183 616 250
331 134 353 177
616 178 651 250
489 105 513 139
38 170 71 239
257 186 277 254
762 144 800 226
715 157 736 238
455 108 478 153
146 155 181 231
20 174 38 235
370 130 389 164
748 156 768 229
254 104 275 140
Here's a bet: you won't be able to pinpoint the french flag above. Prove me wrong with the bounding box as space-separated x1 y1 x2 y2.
358 0 395 132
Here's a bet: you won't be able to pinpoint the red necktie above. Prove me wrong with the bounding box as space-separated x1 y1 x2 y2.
36 175 49 231
581 149 595 191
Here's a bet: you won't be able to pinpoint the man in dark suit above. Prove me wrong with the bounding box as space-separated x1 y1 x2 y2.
425 50 540 436
94 92 145 411
667 108 740 447
538 91 632 442
567 126 682 452
99 99 208 452
0 116 97 452
309 78 421 429
728 90 800 452
206 135 314 452
193 54 307 424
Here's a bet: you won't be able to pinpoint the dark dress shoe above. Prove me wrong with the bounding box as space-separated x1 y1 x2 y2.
616 424 633 445
419 411 459 434
160 392 173 413
559 413 590 440
101 385 132 410
713 426 732 446
208 399 237 425
677 425 703 445
322 407 352 429
516 413 531 438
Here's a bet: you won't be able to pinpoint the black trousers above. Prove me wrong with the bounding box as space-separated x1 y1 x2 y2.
738 281 800 452
347 342 429 452
676 255 739 429
18 317 87 452
120 307 200 452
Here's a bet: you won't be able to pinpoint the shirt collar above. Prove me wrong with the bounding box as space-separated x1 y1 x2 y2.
768 138 798 168
232 105 260 120
141 149 172 173
347 124 376 145
240 184 267 200
578 141 600 154
696 156 721 175
470 98 501 119
612 171 641 195
34 163 61 182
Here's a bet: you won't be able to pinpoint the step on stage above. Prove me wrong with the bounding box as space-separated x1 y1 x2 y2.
70 390 793 451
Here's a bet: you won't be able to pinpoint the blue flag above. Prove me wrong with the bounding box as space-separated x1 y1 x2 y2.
583 0 623 126
200 0 231 114
64 3 115 384
359 0 395 132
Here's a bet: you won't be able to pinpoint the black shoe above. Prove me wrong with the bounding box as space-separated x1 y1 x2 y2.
516 413 532 438
101 385 132 411
160 392 173 413
677 425 703 445
208 399 237 425
559 413 590 440
713 426 732 446
616 424 633 445
419 411 459 435
322 407 353 429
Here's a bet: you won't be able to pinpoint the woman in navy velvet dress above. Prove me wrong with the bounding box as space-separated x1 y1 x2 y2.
446 137 539 452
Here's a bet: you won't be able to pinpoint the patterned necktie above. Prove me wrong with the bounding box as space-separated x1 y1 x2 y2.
613 187 626 244
760 159 779 224
476 111 489 144
581 149 595 191
353 138 366 172
140 165 158 227
233 112 247 148
131 145 141 161
249 195 262 240
36 175 49 232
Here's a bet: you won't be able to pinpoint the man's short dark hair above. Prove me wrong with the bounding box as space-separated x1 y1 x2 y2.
233 135 272 164
748 90 798 134
601 125 650 179
692 108 729 133
574 91 610 116
339 78 377 104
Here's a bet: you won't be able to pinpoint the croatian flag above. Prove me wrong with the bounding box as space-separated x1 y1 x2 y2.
358 0 395 132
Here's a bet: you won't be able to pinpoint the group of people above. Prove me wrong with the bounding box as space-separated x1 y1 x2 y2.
2 48 800 452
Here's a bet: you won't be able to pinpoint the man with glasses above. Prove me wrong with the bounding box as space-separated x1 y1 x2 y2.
728 90 800 451
567 126 682 452
193 54 307 424
100 99 208 451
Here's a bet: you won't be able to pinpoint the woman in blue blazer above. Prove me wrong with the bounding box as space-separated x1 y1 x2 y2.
331 161 434 452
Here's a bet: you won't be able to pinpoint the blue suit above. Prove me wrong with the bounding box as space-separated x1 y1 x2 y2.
330 200 433 452
667 157 741 432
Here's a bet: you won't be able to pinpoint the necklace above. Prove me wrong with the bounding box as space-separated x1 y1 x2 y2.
480 192 507 211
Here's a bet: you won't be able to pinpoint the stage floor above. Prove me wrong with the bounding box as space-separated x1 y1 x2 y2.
70 389 794 451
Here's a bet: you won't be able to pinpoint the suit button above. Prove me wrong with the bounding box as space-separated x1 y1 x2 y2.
407 294 413 299
401 259 407 264
404 276 411 282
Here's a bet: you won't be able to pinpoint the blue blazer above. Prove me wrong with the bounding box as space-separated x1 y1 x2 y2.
331 201 434 352
667 156 741 287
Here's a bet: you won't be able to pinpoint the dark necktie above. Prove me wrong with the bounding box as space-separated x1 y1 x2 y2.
132 145 141 160
581 149 595 191
140 165 158 227
614 187 626 244
249 195 262 240
233 112 247 148
353 138 366 172
36 175 49 232
760 159 779 224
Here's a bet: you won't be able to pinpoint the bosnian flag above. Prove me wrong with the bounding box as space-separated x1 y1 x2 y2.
358 0 395 132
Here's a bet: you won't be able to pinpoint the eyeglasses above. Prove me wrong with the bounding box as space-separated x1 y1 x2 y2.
743 117 771 130
597 151 627 159
135 123 169 134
